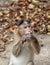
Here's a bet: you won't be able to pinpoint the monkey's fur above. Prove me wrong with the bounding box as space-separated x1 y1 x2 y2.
9 33 40 65
9 20 40 65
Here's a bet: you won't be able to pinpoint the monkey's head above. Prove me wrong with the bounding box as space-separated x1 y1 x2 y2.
14 19 40 55
16 19 32 37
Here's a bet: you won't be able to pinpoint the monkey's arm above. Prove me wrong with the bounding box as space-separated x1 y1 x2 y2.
12 41 22 57
29 35 40 54
12 38 26 57
32 35 40 54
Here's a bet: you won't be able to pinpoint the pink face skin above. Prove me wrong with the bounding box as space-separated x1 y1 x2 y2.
18 21 32 36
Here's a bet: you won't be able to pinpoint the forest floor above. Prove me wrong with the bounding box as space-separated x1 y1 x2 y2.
0 34 50 65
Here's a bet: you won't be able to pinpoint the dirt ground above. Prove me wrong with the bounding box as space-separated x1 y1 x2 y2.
0 33 50 65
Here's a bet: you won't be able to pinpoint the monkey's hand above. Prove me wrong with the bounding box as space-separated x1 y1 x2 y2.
28 35 40 55
12 34 27 57
12 40 23 57
31 35 40 54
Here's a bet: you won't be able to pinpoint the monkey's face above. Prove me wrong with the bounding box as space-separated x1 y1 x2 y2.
17 19 32 36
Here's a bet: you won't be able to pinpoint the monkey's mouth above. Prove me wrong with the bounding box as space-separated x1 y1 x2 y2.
21 33 32 41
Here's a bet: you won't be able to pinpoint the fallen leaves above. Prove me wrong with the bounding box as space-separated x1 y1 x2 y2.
0 0 50 52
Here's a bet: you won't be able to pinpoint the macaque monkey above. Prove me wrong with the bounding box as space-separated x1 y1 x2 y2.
9 19 40 65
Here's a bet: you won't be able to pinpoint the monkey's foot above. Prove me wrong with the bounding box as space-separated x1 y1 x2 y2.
27 61 34 65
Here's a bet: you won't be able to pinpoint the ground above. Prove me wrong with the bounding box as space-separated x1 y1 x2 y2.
0 34 50 65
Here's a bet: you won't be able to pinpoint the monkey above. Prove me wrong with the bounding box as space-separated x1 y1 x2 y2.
9 19 40 65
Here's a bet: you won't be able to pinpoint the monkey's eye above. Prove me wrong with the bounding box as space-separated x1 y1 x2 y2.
16 20 24 26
